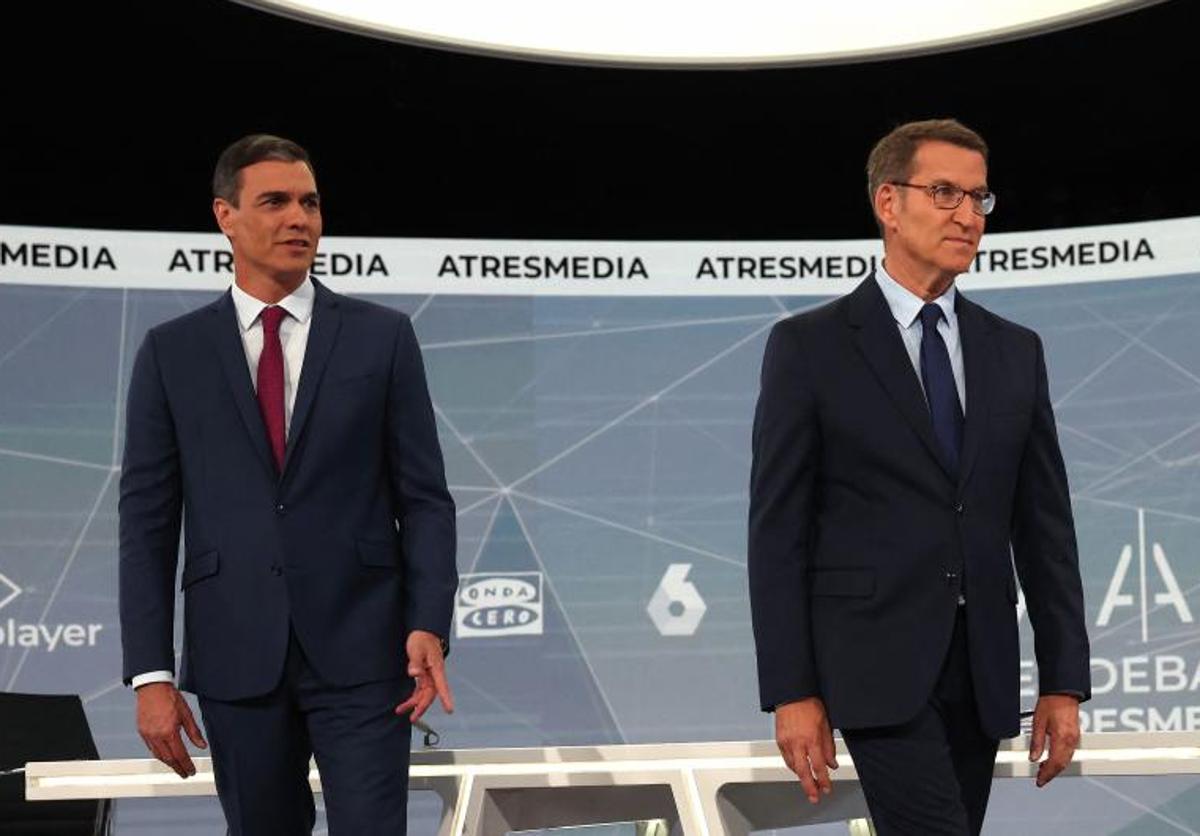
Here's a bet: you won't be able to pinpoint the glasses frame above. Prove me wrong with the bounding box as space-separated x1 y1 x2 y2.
890 181 996 216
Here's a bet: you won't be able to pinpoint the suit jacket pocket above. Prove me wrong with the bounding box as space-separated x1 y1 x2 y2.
333 371 379 386
356 538 400 569
809 568 875 597
181 550 219 590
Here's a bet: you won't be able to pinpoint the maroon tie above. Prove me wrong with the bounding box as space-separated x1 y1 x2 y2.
256 305 287 473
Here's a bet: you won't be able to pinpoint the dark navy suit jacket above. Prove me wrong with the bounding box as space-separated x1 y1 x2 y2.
119 279 457 701
748 275 1090 739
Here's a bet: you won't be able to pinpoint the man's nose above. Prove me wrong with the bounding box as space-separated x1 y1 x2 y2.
951 199 982 229
284 201 309 228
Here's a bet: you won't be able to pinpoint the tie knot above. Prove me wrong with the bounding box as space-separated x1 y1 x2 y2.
260 305 286 334
919 303 944 330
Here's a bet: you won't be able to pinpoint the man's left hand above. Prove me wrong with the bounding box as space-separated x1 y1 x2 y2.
1029 693 1081 787
395 630 455 723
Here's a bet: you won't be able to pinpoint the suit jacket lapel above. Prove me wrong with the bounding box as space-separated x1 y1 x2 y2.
209 290 278 481
956 292 992 492
282 279 341 478
848 275 954 481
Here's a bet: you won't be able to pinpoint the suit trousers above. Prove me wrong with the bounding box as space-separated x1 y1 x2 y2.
841 607 1000 836
199 631 413 836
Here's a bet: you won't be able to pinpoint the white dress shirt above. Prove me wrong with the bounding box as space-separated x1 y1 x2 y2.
229 277 314 429
874 264 966 414
131 278 315 689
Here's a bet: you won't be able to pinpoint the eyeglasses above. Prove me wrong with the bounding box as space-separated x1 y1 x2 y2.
890 182 996 216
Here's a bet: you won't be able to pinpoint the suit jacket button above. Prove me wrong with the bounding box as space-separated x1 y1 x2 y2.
954 502 964 514
275 503 286 515
271 566 283 576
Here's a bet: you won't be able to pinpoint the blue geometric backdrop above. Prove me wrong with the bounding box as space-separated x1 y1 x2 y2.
2 266 1199 833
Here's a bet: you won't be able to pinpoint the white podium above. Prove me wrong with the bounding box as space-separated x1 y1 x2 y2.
26 733 1200 836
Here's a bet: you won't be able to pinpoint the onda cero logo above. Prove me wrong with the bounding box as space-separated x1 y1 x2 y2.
455 572 543 638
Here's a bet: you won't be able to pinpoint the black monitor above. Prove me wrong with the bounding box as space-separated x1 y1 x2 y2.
0 692 112 836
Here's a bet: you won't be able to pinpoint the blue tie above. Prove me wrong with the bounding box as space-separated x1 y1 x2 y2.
919 303 964 478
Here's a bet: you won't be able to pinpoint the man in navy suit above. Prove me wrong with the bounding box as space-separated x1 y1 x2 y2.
119 134 458 835
748 119 1090 835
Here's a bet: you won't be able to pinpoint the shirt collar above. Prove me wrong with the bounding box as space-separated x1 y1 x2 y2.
230 277 315 332
875 262 956 330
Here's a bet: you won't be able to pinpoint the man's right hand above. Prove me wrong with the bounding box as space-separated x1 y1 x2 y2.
775 696 838 804
135 682 207 778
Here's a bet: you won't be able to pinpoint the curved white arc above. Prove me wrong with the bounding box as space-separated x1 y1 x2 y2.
231 0 1162 68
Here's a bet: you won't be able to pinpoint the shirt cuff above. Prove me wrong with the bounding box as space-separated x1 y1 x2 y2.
131 670 174 689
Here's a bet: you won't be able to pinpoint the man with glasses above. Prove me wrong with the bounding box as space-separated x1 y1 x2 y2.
749 119 1090 835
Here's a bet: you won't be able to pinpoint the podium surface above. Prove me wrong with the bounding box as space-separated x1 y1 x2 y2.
26 733 1200 836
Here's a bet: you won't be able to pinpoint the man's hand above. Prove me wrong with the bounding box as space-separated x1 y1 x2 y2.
775 697 839 804
395 630 455 723
1029 694 1081 787
136 682 207 778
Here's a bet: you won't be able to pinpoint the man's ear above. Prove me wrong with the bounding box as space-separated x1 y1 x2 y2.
213 198 236 238
873 184 898 235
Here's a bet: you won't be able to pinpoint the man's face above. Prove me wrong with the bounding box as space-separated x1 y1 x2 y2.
214 160 322 281
879 140 987 280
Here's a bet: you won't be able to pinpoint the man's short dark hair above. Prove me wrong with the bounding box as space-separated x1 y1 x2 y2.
212 134 314 206
866 119 989 225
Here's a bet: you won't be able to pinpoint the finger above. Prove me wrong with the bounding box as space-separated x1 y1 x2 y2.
1036 756 1066 788
143 736 169 767
793 746 820 804
395 678 430 715
408 689 436 723
148 738 185 779
164 733 197 778
812 756 832 797
821 729 839 771
429 664 455 713
1037 733 1078 787
179 703 208 749
799 768 820 804
1029 715 1047 762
